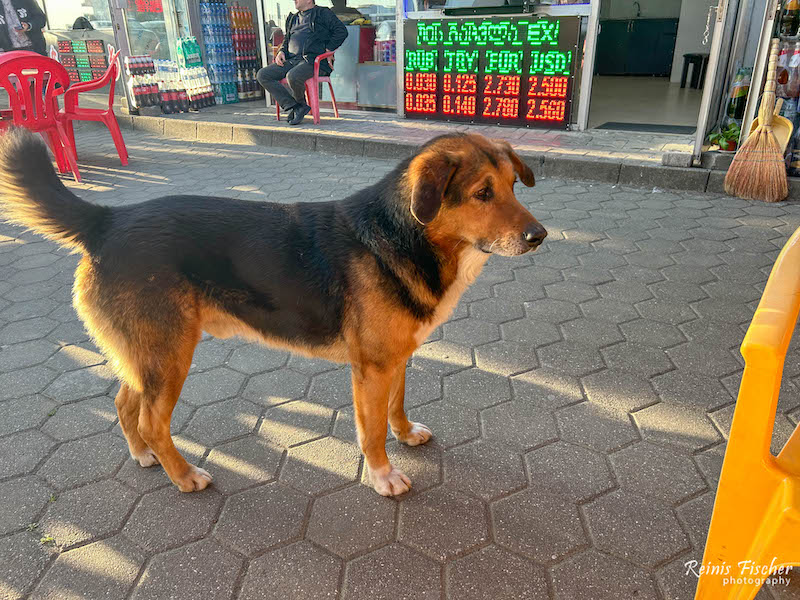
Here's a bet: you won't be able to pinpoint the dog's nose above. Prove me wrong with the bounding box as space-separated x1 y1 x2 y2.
523 224 547 246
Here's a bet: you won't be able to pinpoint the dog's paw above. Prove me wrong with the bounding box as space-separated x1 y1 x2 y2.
133 448 160 468
175 465 213 493
394 422 433 447
370 465 411 497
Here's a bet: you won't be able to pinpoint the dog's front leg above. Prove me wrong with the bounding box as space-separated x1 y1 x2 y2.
352 361 412 496
389 363 432 446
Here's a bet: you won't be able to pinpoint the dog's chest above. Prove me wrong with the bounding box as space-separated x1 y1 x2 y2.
414 248 489 345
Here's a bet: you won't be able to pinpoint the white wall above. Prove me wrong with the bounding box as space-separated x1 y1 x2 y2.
670 0 717 82
600 0 682 20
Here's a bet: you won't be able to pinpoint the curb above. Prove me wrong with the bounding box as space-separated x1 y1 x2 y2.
117 115 800 199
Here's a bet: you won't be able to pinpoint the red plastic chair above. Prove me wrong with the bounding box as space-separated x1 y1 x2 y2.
58 46 128 166
275 51 339 125
0 54 79 181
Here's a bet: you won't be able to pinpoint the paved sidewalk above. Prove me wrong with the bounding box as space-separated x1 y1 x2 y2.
1 125 800 600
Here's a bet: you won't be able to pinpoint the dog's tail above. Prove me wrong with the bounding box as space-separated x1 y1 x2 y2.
0 128 109 254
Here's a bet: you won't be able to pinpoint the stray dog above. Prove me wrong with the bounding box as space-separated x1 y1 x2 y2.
0 129 546 496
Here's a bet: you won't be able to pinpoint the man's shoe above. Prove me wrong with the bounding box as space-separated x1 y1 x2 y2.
286 107 295 122
289 103 311 126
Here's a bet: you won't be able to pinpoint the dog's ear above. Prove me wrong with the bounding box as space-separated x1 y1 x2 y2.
408 151 458 225
494 140 535 187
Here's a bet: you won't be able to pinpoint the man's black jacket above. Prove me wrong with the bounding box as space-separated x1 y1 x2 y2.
279 5 348 74
0 0 46 55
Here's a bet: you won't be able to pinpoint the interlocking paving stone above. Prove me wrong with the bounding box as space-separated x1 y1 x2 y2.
444 368 511 409
493 489 587 564
0 366 58 401
473 340 539 376
191 339 236 372
600 341 674 378
44 343 104 371
481 400 558 451
633 402 721 451
0 317 58 345
619 318 687 349
583 489 690 568
42 365 115 404
511 368 584 409
469 297 525 323
183 397 261 446
0 395 56 436
676 490 716 549
609 441 706 505
550 549 660 600
181 367 246 406
307 484 395 558
582 369 659 412
39 479 138 549
32 535 145 600
525 441 614 501
227 344 288 374
398 486 488 561
0 476 52 535
342 543 440 600
580 297 639 324
537 341 605 377
667 342 741 378
651 370 734 411
500 317 562 346
443 439 527 500
243 368 310 406
407 400 480 449
38 432 128 490
132 538 241 600
0 429 54 478
443 318 501 346
214 482 309 556
0 339 59 372
259 400 335 447
557 401 640 453
0 532 57 600
40 395 117 441
445 545 549 600
202 435 283 494
123 486 223 553
240 541 341 600
307 367 354 409
280 436 361 494
559 317 624 347
411 340 474 376
524 298 580 323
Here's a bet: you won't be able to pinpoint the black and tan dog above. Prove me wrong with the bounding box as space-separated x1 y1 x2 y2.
0 129 546 496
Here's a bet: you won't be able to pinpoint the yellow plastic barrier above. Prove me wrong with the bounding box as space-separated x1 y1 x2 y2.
695 227 800 599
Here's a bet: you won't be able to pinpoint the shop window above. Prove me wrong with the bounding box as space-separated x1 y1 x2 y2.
39 0 112 31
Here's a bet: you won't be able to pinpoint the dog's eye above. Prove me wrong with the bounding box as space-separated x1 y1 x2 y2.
475 187 492 202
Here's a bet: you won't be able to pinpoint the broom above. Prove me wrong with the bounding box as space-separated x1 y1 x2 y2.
725 39 788 203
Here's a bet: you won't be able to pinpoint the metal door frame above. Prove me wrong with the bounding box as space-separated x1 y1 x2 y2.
693 0 734 159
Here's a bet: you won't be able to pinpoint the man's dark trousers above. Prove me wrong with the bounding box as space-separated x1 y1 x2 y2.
257 58 316 110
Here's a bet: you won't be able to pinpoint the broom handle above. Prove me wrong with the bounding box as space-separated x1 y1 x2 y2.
759 39 780 126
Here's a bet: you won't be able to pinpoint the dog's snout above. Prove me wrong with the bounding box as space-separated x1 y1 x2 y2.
523 223 547 246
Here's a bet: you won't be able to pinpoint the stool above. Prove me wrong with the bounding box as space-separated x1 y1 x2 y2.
681 53 710 89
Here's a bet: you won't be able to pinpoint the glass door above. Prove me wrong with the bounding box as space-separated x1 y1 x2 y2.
109 0 187 61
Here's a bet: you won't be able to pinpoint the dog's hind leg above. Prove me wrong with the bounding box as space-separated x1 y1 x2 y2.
136 325 210 493
388 364 432 447
115 384 159 467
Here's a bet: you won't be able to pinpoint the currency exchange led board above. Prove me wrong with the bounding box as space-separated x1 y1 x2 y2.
403 17 580 128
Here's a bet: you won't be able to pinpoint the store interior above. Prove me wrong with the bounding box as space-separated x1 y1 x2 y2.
588 0 717 133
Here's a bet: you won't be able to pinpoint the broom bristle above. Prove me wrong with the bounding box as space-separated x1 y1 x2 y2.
725 126 788 203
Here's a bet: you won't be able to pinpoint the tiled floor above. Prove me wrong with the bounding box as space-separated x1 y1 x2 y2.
588 76 703 129
1 125 799 599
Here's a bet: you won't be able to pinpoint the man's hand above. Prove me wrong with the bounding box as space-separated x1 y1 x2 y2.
275 50 286 66
16 22 31 32
326 52 334 68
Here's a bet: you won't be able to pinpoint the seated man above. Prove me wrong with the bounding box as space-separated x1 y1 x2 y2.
257 0 347 126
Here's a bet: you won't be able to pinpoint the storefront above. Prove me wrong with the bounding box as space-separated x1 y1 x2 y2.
32 0 784 163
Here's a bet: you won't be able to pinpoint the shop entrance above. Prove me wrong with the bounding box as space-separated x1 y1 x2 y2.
588 0 718 133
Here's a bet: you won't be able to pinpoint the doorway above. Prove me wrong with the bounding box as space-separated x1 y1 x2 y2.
589 0 716 133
